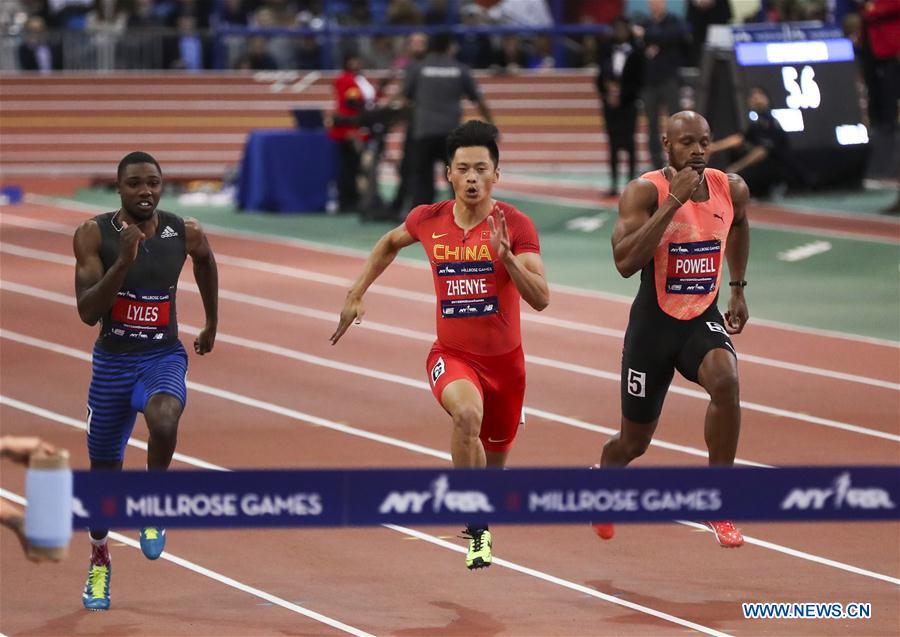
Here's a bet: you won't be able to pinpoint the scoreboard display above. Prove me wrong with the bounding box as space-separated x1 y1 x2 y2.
700 24 868 187
734 38 867 151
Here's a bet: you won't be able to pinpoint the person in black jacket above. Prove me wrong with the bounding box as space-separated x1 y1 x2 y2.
708 86 791 199
597 17 644 197
17 16 61 72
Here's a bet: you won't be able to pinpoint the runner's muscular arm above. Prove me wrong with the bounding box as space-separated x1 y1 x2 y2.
503 251 549 311
330 224 418 344
611 179 677 278
611 168 701 278
723 173 750 334
185 218 218 354
487 211 549 311
73 219 133 325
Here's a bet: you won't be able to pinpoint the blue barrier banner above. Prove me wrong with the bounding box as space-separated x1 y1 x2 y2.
70 466 900 529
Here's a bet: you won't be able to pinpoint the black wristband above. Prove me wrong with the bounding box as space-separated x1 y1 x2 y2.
729 280 747 288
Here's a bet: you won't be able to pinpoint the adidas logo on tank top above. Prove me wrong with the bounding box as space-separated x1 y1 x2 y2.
160 225 178 239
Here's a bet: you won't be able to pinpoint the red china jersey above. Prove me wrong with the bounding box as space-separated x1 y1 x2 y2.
405 200 541 356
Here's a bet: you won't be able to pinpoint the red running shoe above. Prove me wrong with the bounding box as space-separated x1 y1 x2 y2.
706 520 744 547
589 464 614 539
591 522 615 540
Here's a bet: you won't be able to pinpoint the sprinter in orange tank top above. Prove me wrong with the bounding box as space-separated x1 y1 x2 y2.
593 111 750 548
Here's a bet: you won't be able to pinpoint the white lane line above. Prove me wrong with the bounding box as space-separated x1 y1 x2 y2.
15 198 900 346
777 240 833 262
0 395 227 471
0 233 895 391
0 287 791 465
676 521 900 586
0 329 451 462
384 524 733 637
0 324 728 465
0 401 726 637
0 487 375 637
3 277 896 444
3 347 898 587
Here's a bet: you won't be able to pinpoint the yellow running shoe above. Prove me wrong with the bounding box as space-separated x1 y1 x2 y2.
82 563 111 610
464 528 492 570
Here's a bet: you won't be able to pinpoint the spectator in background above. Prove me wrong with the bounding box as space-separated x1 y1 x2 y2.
366 34 398 69
294 0 325 28
403 32 493 207
86 0 127 70
217 0 249 26
50 0 93 29
708 86 790 199
390 31 429 215
597 16 644 196
686 0 731 65
329 52 378 212
637 0 691 168
127 0 164 28
17 15 61 72
856 0 899 133
163 12 209 70
425 0 450 24
458 2 496 69
487 0 553 26
386 0 423 25
250 5 294 69
85 0 126 32
496 34 530 71
234 34 279 69
566 0 624 24
339 0 372 25
295 35 322 69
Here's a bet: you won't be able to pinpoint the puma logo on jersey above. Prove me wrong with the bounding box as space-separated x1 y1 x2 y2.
712 213 724 222
160 225 178 238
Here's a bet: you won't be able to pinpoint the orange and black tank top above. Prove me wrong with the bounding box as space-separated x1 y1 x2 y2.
637 168 734 320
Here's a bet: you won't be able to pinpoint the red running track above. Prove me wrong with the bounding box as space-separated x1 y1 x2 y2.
1 201 898 636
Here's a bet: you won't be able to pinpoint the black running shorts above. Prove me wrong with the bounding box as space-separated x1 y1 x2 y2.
621 301 736 424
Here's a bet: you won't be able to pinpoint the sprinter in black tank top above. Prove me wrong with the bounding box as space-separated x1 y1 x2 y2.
73 152 218 610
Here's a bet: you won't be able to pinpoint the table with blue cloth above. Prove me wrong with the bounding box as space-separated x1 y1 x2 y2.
237 129 335 213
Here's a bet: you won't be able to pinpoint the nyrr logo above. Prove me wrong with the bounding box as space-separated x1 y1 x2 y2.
72 498 91 518
378 474 495 514
780 472 896 511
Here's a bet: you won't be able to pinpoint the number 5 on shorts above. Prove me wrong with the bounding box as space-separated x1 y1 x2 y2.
627 368 646 398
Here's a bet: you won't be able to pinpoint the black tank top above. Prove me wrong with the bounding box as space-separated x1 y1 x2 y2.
94 210 187 353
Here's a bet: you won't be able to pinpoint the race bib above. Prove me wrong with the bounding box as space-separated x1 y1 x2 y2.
109 288 171 341
436 260 499 319
666 240 721 295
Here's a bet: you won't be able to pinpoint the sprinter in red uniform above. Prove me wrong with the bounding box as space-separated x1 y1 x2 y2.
331 120 549 569
593 111 750 548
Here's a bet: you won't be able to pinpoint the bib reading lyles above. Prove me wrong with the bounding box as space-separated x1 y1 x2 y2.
24 448 73 561
109 288 171 341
